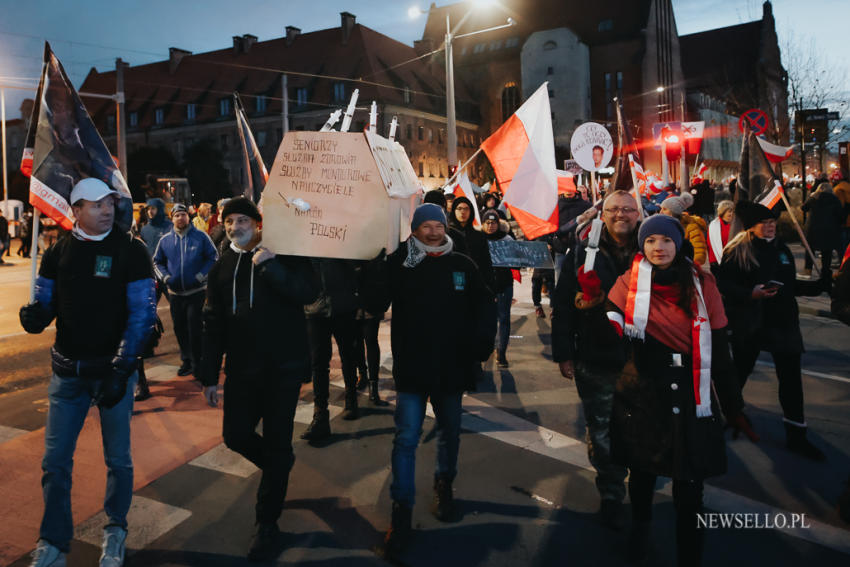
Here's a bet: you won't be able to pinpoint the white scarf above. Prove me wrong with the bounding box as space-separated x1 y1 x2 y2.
623 254 713 417
403 235 454 268
72 223 111 241
708 218 724 263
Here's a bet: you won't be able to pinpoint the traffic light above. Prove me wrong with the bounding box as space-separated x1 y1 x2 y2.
661 128 681 162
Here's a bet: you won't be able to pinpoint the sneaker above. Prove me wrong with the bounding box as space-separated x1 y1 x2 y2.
247 523 280 562
177 361 193 376
29 540 66 567
535 306 546 319
134 385 152 402
99 526 127 567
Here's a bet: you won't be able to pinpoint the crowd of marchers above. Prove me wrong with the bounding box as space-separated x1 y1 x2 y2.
16 170 850 567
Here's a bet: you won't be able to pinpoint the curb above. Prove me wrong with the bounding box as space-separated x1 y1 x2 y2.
798 305 835 320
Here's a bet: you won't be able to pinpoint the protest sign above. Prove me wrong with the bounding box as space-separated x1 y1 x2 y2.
570 123 613 172
488 240 554 268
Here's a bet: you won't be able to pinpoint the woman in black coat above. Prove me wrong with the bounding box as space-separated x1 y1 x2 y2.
578 215 739 566
802 182 845 281
715 201 826 461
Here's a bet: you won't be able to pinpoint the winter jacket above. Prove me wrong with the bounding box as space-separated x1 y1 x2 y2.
552 195 592 254
304 258 362 318
802 187 844 249
551 227 638 367
381 240 496 395
192 215 210 234
449 196 495 291
833 181 850 228
140 198 172 258
483 227 514 293
200 243 319 385
715 236 821 353
681 214 708 265
153 225 218 295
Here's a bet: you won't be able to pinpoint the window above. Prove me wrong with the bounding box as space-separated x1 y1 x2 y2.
489 39 503 51
505 37 520 48
154 108 164 125
616 71 623 92
604 73 613 119
543 41 557 51
186 103 197 121
418 126 424 141
129 112 138 127
333 82 346 102
256 95 267 113
598 19 614 32
296 87 308 107
460 46 467 56
403 86 411 104
419 162 424 177
219 98 231 116
257 131 267 147
439 129 444 144
501 82 519 122
221 134 228 148
428 128 433 143
406 124 412 140
547 66 553 76
473 43 486 54
106 115 115 133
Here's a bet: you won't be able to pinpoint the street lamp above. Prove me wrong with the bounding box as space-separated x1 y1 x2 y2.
409 3 515 173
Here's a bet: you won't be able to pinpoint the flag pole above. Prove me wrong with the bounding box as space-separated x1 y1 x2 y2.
29 209 40 303
777 189 821 278
445 147 481 188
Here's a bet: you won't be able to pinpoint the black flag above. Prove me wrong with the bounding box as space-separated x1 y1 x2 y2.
613 99 643 191
234 93 269 205
27 42 133 231
735 131 782 206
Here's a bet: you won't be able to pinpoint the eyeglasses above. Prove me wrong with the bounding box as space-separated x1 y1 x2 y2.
455 205 470 212
603 207 638 215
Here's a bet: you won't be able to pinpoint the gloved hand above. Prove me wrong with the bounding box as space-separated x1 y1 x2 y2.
577 266 602 303
95 356 137 409
19 302 52 334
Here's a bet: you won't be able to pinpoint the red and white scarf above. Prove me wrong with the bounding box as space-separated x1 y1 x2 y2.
623 253 713 417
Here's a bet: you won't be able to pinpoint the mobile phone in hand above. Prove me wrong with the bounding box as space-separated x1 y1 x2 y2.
763 280 784 292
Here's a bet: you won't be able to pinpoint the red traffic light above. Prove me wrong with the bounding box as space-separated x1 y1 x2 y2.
448 164 458 177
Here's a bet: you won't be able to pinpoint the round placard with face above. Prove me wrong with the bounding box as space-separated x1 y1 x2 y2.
570 122 614 172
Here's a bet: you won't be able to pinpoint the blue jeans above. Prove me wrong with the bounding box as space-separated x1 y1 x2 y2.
390 391 463 506
496 287 513 352
40 372 137 551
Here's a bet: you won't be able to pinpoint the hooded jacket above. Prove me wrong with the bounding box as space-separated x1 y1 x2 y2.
200 243 319 384
153 224 218 294
483 223 514 293
802 184 844 249
140 198 172 258
449 196 495 291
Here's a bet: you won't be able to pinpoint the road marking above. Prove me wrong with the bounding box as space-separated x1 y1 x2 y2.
75 495 191 551
0 425 27 444
756 361 850 385
189 443 257 478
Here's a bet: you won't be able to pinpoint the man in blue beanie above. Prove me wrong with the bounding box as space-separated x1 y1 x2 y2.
377 203 496 559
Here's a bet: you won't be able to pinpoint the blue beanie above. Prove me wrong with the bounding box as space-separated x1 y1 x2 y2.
638 214 684 252
411 203 447 231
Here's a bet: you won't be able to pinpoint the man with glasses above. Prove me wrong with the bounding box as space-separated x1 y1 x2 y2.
551 190 641 530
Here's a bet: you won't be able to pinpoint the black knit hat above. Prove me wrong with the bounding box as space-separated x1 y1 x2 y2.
221 196 262 222
735 201 775 230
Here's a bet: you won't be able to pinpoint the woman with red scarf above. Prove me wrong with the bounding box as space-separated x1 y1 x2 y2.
576 214 743 566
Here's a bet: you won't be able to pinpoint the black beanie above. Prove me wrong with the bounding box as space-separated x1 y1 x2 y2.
221 196 262 222
735 201 775 230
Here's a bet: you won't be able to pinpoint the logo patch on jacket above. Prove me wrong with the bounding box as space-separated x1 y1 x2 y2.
94 255 113 278
779 252 791 265
453 271 466 291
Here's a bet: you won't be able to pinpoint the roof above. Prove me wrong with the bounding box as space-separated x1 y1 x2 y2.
80 21 477 131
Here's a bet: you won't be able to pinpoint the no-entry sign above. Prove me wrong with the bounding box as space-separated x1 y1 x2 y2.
739 108 769 135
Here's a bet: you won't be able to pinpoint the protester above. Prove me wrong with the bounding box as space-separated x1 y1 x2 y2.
831 243 850 326
591 214 739 566
139 198 171 259
707 200 734 268
551 190 640 530
20 178 156 567
482 210 514 367
422 189 467 255
689 180 715 222
208 198 231 253
552 183 593 282
18 212 32 258
480 193 506 219
449 195 495 290
199 196 318 561
300 259 363 442
802 182 844 283
192 202 213 233
715 201 826 461
153 203 218 377
0 209 8 264
352 261 389 406
378 203 496 559
833 174 850 251
531 261 555 319
661 193 708 265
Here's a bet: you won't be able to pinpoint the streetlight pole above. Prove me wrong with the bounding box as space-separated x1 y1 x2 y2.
445 13 457 172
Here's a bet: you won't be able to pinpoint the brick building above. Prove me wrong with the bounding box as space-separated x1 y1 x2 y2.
79 12 480 201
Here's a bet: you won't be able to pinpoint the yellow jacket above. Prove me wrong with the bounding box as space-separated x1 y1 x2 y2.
681 213 708 265
192 215 209 233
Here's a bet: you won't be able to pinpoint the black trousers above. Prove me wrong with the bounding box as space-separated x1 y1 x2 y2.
307 314 358 410
804 247 836 280
354 317 381 383
531 268 554 306
731 340 805 423
223 373 301 524
169 291 205 369
629 470 705 567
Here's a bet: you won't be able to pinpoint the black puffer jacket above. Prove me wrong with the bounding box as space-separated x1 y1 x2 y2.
384 240 496 395
304 258 362 318
483 226 514 294
449 196 495 292
802 188 844 249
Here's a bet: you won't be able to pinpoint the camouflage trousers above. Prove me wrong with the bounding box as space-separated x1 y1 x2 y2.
574 361 627 503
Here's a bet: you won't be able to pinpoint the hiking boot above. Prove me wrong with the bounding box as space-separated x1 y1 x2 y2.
785 423 826 462
134 384 152 402
431 476 455 521
535 306 546 318
380 501 412 560
369 381 389 406
247 523 280 562
496 350 509 368
99 526 127 567
300 411 331 442
177 361 193 376
600 499 625 530
342 397 360 420
28 540 66 567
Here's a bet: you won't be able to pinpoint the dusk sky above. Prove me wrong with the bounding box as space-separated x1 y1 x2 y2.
0 0 847 137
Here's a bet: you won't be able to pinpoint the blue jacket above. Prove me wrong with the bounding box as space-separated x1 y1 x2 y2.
153 225 218 294
140 198 172 258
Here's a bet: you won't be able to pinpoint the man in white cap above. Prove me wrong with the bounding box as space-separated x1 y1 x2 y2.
19 177 157 567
